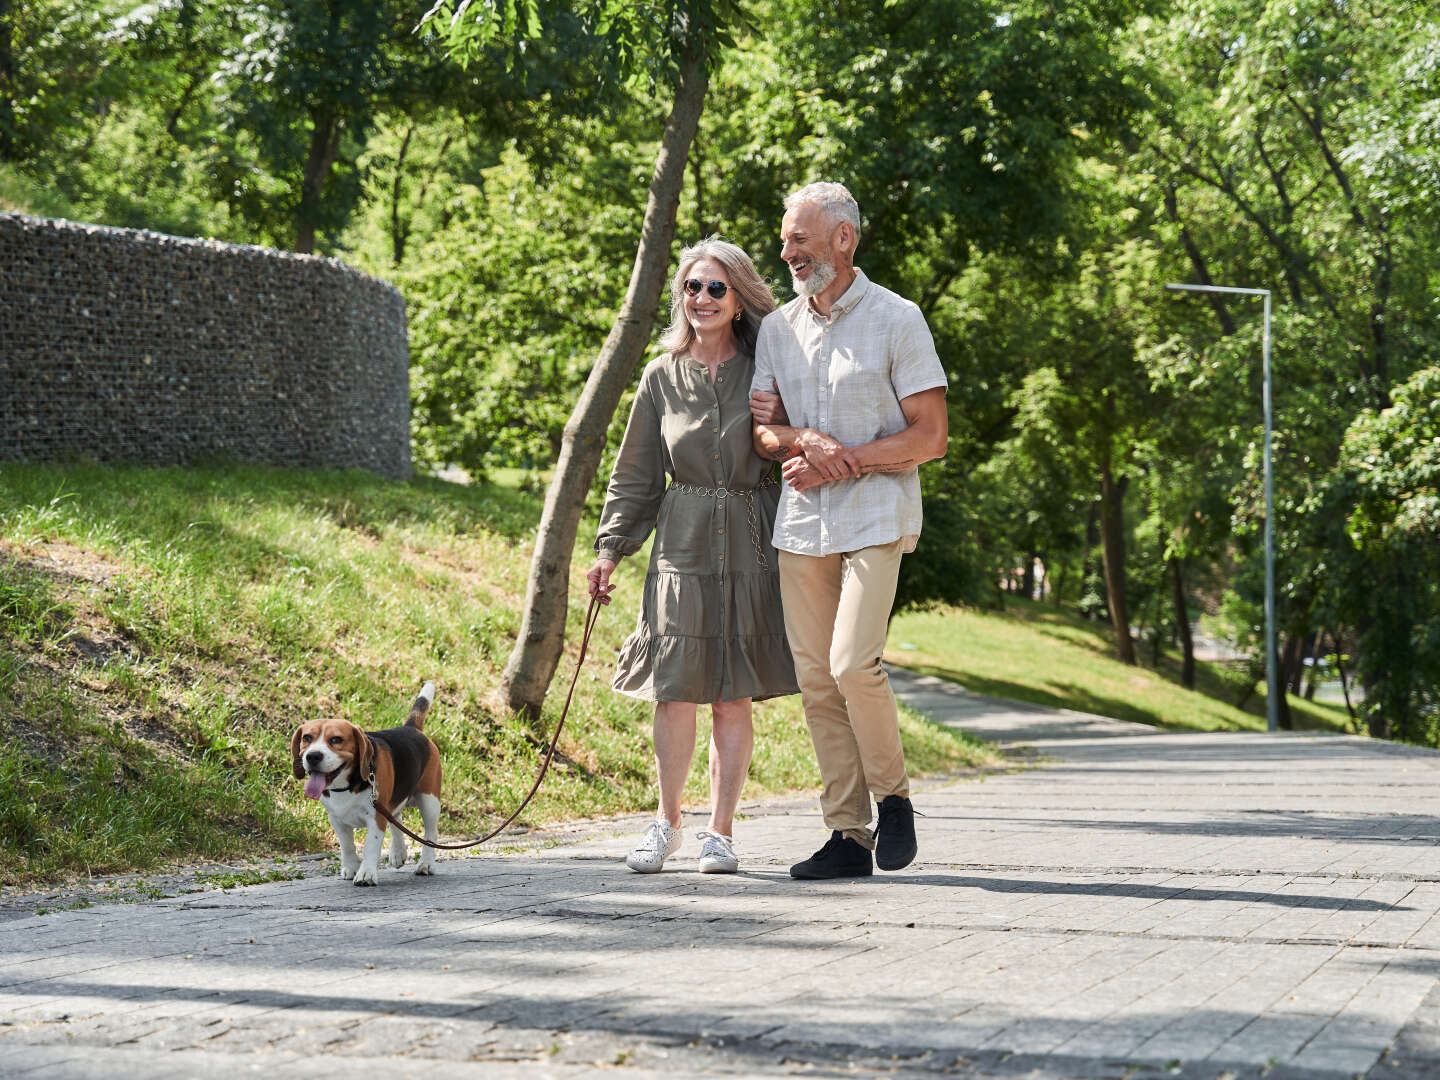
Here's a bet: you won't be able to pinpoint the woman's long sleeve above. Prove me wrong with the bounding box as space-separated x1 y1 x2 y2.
595 373 667 560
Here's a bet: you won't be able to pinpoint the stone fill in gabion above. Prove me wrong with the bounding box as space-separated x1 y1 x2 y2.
0 214 411 479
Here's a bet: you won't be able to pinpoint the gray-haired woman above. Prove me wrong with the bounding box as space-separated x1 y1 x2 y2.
586 237 799 875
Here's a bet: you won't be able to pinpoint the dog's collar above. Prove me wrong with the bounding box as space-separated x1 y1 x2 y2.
322 778 370 797
322 739 377 797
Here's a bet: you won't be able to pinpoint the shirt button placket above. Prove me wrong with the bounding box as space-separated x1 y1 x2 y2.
819 326 830 554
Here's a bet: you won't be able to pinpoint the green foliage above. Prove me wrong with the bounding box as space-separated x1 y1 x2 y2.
9 0 1440 747
1318 367 1440 742
359 126 658 474
426 0 748 86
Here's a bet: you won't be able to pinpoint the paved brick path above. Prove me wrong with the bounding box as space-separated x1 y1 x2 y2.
5 669 1440 1078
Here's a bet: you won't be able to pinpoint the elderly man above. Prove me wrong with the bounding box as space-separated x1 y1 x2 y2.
750 181 948 879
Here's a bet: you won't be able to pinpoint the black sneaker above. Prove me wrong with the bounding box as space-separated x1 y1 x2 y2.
875 795 917 871
789 830 873 879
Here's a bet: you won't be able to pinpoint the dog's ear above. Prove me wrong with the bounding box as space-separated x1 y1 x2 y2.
355 727 374 786
290 726 306 780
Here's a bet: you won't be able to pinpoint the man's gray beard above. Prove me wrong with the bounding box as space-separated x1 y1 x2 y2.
792 258 836 298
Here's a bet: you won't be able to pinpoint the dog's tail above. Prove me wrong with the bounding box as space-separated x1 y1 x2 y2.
407 681 435 730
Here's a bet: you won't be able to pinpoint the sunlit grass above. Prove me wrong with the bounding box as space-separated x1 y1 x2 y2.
0 462 996 887
887 598 1351 734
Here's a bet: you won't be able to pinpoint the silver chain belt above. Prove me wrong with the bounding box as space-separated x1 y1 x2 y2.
668 474 777 572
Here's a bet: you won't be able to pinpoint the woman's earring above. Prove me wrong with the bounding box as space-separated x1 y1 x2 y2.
734 310 742 322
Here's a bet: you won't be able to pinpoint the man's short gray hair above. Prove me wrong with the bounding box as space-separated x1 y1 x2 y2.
784 182 862 241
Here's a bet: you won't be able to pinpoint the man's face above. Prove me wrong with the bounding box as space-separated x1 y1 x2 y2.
780 203 842 298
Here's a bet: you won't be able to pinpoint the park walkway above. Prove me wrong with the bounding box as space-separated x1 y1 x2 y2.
4 670 1440 1079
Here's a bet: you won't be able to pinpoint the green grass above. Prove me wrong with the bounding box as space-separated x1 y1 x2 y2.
886 598 1352 734
0 462 996 888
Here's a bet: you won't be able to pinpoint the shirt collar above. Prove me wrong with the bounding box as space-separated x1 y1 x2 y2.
807 268 870 321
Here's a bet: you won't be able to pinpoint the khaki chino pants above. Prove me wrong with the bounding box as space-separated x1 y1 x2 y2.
778 540 909 849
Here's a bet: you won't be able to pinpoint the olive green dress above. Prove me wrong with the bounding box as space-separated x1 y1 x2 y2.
595 351 799 703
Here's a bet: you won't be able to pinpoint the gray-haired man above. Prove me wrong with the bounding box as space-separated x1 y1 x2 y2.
750 182 948 879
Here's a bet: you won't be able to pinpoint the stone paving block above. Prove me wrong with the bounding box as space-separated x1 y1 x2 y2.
1291 1016 1403 1074
0 1044 96 1078
1206 1010 1332 1064
6 672 1440 1076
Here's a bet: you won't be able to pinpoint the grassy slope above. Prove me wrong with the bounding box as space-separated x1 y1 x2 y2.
887 599 1352 734
0 463 993 888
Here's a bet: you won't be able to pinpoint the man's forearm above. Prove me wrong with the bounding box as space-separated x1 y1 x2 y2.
852 455 920 475
845 429 941 476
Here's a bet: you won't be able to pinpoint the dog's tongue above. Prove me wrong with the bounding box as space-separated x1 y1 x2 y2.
304 773 328 800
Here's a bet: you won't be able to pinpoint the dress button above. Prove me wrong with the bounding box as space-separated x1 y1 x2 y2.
718 553 725 560
712 453 719 460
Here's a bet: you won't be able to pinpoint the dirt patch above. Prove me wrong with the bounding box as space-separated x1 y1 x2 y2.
3 538 133 588
0 853 337 920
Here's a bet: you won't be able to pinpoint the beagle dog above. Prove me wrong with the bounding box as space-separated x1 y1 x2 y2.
290 682 442 885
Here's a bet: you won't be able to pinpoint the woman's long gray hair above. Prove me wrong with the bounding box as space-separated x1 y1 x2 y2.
658 237 777 356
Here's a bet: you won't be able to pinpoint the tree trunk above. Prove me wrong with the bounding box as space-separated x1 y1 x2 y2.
0 0 14 162
297 110 343 254
1021 550 1036 601
1303 628 1324 700
1282 631 1305 696
500 40 708 719
1080 500 1100 619
1275 634 1297 730
1169 554 1195 689
390 125 414 266
1099 459 1135 664
1332 632 1359 729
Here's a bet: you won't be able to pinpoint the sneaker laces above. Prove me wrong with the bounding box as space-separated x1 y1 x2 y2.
815 831 847 861
696 830 734 858
878 798 922 824
635 820 672 854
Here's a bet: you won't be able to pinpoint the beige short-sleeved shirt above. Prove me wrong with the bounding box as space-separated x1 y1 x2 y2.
752 269 948 557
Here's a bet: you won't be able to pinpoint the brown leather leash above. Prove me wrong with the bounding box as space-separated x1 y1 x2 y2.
369 593 603 850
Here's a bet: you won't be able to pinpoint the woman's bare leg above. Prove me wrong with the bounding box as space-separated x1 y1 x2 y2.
653 701 698 828
707 698 754 836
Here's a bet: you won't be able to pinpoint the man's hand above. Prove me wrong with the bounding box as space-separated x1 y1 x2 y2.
796 429 860 481
586 557 618 604
781 456 828 492
748 385 789 426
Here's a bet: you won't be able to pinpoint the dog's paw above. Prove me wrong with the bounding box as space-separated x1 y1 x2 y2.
339 864 358 880
352 866 379 886
414 862 435 876
387 844 408 868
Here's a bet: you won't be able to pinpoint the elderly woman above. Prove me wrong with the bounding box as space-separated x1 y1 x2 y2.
587 238 798 875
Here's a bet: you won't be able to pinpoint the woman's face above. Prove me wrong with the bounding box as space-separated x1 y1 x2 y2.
682 257 740 337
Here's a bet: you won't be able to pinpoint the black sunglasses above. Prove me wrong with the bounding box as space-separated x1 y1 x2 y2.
683 278 730 300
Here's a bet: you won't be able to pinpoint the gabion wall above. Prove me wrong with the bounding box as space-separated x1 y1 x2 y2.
0 214 412 479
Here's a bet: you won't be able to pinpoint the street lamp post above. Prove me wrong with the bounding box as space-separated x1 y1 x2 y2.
1165 282 1277 733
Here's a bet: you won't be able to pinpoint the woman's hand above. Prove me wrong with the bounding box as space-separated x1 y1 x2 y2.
749 383 789 426
587 557 618 604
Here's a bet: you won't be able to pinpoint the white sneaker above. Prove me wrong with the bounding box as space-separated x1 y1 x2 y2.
626 820 682 873
696 830 738 874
